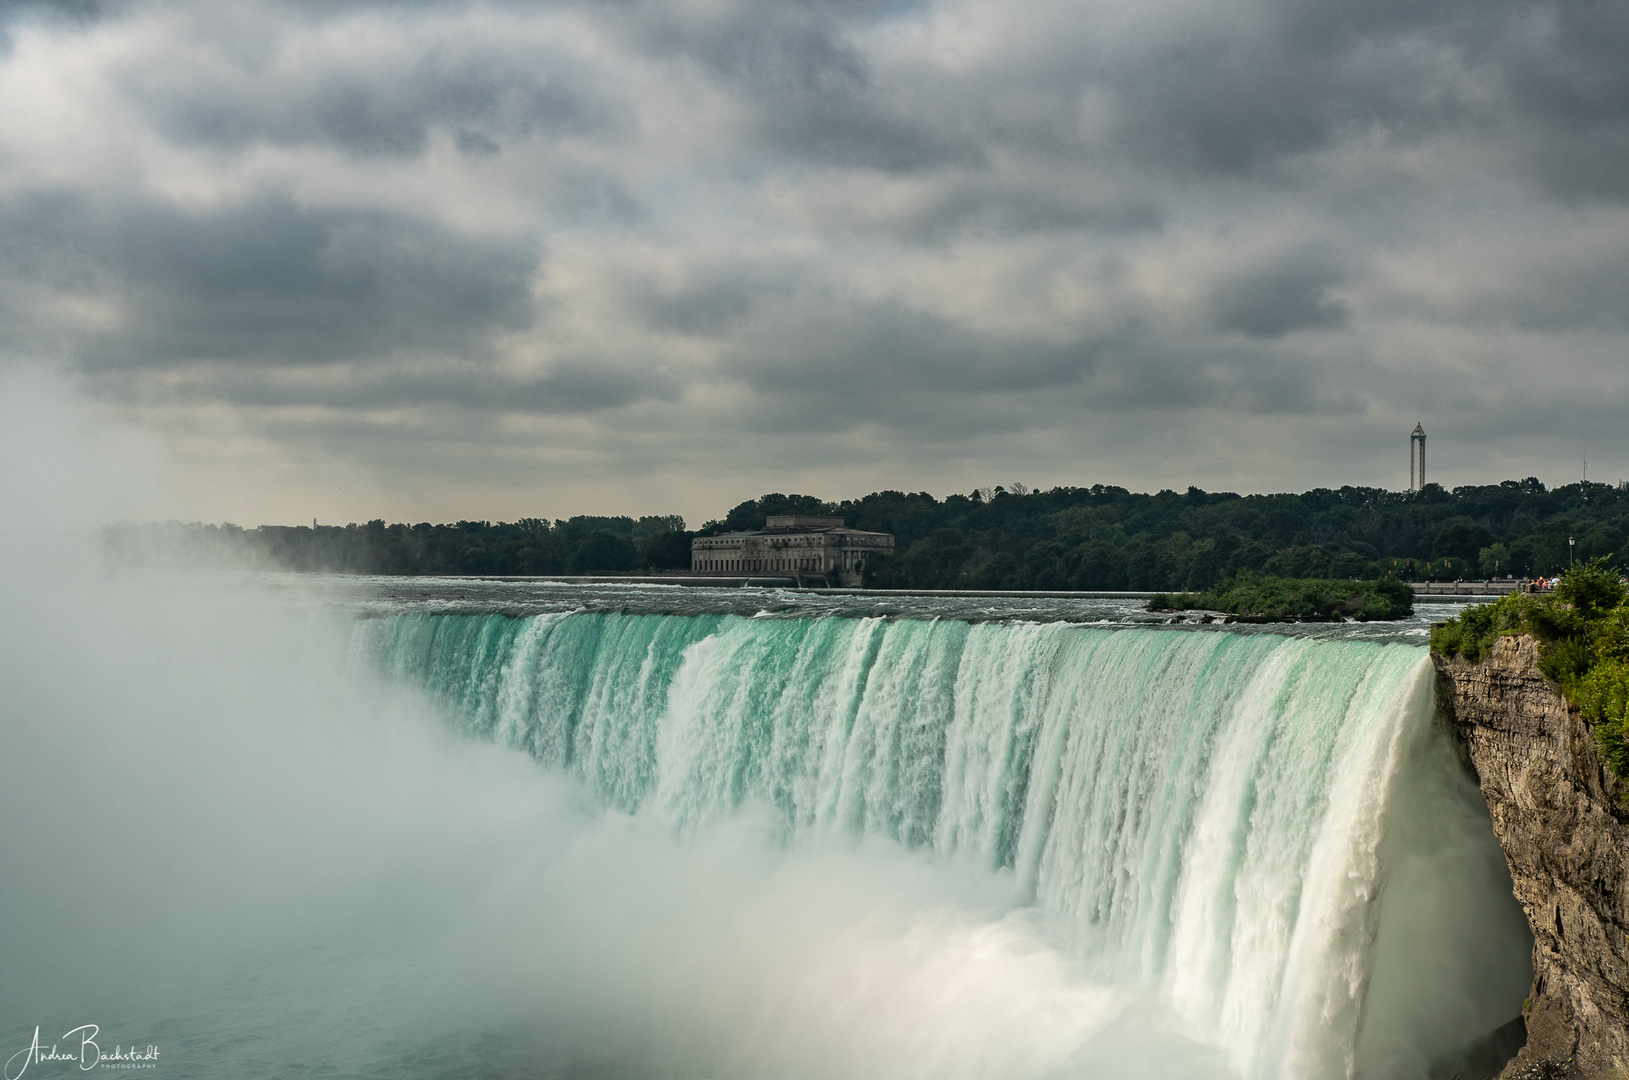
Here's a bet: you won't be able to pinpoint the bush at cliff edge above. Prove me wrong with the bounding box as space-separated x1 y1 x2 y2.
1433 558 1629 780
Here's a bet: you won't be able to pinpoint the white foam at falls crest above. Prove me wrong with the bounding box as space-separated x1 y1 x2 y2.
353 611 1531 1080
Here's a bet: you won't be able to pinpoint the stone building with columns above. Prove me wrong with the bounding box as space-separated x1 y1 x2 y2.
691 516 894 587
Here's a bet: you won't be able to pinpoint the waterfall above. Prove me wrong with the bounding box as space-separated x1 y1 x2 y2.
352 611 1532 1080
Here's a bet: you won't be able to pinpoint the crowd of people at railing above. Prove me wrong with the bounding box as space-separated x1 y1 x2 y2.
1516 573 1628 591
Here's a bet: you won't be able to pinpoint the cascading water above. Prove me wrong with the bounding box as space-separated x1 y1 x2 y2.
352 610 1533 1080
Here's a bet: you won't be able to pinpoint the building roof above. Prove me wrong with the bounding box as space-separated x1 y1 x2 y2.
700 518 892 540
765 515 843 529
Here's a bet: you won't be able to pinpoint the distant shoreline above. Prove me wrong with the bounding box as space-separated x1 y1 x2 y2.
273 570 1518 600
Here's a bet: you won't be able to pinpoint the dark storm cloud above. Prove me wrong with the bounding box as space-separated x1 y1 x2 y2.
124 39 618 158
865 177 1167 245
724 297 1100 400
1134 0 1515 167
715 288 1370 433
137 356 679 413
1091 0 1629 199
1086 335 1368 416
758 94 980 173
615 0 984 173
2 0 113 22
1502 1 1629 200
635 276 762 336
1211 246 1352 338
0 191 538 367
607 0 1465 180
613 0 1626 205
0 0 115 56
619 0 878 93
376 357 681 414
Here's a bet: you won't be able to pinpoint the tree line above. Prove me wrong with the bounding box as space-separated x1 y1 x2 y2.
105 477 1629 591
105 514 692 576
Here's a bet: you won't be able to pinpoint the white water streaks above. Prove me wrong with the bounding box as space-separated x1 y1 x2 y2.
355 611 1534 1079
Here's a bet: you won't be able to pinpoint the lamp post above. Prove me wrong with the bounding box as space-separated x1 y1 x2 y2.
1570 536 1575 569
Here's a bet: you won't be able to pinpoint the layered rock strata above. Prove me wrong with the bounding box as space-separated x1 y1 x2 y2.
1434 635 1629 1078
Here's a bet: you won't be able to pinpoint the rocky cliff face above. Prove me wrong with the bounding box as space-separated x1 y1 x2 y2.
1434 635 1629 1078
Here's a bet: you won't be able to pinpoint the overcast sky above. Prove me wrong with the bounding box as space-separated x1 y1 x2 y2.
1 0 1625 526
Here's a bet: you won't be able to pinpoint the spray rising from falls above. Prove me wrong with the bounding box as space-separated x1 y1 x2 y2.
355 612 1531 1080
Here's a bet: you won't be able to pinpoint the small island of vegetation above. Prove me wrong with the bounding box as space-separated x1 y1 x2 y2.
1433 558 1629 779
1148 573 1415 622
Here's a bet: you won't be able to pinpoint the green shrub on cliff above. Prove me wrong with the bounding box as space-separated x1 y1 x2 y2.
1433 559 1629 779
1579 659 1629 778
1429 593 1529 664
1149 573 1413 621
1430 561 1621 668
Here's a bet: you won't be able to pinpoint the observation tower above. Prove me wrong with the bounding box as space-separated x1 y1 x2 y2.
1410 424 1426 491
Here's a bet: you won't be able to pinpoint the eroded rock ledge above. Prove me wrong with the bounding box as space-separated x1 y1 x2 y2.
1434 635 1629 1078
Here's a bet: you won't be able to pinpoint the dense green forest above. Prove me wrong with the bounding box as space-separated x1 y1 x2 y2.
106 477 1629 591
